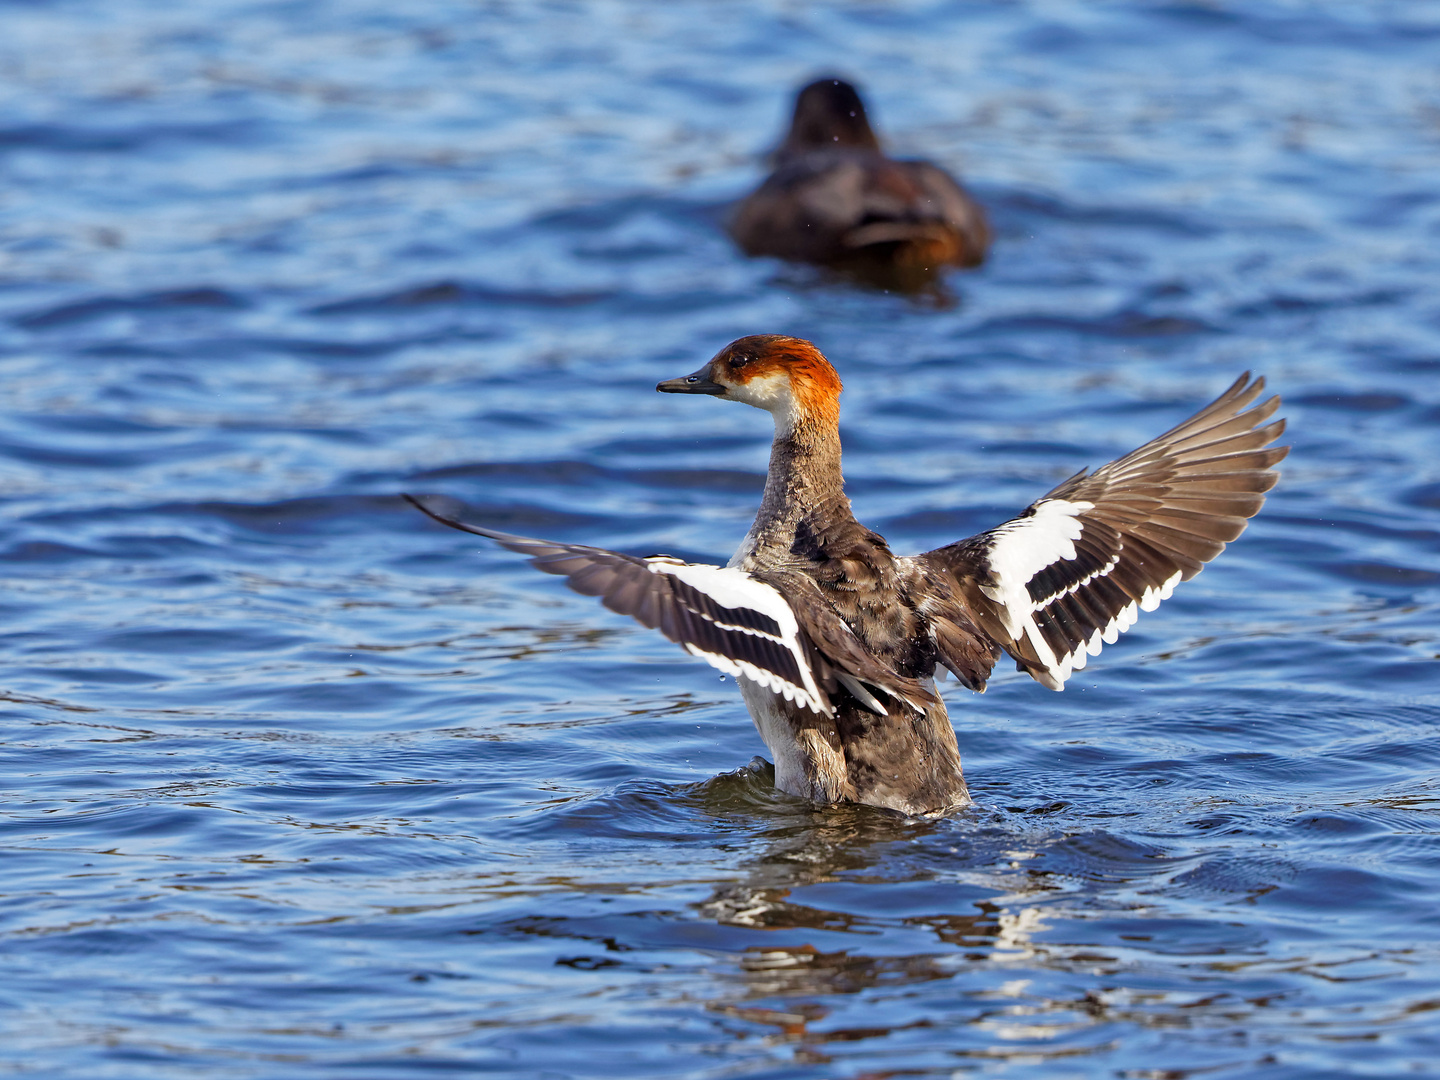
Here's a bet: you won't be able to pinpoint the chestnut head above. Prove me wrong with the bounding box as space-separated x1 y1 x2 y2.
658 335 842 431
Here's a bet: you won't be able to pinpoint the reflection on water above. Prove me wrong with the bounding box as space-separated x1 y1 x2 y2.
1 0 1439 1077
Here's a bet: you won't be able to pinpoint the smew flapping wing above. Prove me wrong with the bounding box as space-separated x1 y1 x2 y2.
920 374 1287 689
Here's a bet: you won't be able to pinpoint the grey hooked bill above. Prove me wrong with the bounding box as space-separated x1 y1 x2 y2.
657 366 726 395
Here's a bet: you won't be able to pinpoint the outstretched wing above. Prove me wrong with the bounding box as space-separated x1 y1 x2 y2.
920 374 1287 690
405 495 932 716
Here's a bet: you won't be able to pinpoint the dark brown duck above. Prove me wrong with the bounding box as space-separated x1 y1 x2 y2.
729 79 991 279
408 336 1286 816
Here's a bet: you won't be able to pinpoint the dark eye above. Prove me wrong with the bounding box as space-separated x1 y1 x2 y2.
687 376 699 383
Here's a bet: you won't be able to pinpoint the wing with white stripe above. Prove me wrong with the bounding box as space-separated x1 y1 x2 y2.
404 494 926 716
921 373 1287 689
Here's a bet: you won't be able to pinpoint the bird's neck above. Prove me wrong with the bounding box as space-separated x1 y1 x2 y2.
739 414 852 565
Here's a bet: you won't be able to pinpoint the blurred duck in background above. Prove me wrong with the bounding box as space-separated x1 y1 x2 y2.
730 78 990 290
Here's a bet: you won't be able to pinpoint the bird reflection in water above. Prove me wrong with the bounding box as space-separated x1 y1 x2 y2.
693 761 1052 1060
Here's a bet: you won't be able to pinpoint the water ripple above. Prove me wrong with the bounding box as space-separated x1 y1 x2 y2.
0 1 1437 1078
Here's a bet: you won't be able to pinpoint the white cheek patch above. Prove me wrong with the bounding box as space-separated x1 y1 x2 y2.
726 372 798 428
727 371 788 408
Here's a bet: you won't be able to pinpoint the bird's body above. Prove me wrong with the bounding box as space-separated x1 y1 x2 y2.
409 336 1286 816
730 79 990 282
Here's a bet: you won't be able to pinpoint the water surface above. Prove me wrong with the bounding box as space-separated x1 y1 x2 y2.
2 2 1439 1077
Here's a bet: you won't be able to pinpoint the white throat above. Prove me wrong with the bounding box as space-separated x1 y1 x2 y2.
726 372 799 434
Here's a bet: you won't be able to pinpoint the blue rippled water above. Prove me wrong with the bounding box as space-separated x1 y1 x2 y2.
2 2 1439 1077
